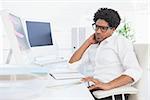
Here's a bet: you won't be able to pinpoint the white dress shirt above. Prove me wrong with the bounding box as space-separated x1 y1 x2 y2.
68 34 142 84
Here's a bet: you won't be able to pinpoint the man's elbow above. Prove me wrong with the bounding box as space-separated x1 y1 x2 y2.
69 60 73 64
69 58 80 64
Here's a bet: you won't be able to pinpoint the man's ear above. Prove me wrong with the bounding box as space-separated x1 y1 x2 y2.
94 34 96 40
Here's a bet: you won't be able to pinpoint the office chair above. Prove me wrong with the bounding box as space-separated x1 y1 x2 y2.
92 86 137 100
92 44 149 100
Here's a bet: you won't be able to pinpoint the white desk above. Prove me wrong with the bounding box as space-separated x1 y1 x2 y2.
30 63 94 100
0 64 94 100
30 83 94 100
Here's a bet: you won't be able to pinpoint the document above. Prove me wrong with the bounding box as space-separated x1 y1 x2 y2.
46 81 82 89
49 72 84 80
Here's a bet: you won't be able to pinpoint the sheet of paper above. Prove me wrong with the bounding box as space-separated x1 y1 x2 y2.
49 72 84 80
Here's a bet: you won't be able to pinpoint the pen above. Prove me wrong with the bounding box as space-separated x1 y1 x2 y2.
49 73 56 79
88 82 90 87
87 82 91 88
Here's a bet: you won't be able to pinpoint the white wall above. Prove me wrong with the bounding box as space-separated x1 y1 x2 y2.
148 0 150 45
2 0 149 50
0 0 3 64
1 0 149 63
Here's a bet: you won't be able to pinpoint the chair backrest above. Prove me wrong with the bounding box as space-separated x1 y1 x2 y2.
129 44 149 100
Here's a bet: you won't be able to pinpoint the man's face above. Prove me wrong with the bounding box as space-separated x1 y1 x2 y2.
94 19 115 42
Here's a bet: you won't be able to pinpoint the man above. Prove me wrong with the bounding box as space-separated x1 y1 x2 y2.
68 8 142 100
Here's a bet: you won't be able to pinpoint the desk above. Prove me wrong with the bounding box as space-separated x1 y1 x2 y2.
30 83 94 100
30 63 94 100
0 64 94 100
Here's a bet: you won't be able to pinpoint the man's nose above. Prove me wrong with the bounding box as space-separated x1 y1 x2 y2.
96 28 102 33
95 32 101 36
96 29 101 35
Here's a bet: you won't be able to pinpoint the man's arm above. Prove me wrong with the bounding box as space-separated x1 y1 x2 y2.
69 34 97 63
82 75 133 90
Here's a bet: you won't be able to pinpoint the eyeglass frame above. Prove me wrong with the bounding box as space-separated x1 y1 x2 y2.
92 23 112 33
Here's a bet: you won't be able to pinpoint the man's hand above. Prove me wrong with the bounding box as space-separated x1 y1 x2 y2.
69 33 97 63
81 77 111 91
81 75 134 91
86 34 98 45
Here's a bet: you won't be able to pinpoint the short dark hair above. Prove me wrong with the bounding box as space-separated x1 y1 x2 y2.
93 8 121 29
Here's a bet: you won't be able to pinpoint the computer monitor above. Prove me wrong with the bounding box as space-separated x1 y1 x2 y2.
1 11 30 64
25 20 58 59
26 21 53 47
9 13 30 50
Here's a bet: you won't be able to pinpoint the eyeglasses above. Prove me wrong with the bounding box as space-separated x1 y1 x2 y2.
92 23 112 33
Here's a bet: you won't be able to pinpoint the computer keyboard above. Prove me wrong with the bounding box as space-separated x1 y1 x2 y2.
33 56 67 65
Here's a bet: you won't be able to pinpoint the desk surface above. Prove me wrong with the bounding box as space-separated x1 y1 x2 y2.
30 83 94 100
30 67 94 100
0 66 94 100
0 78 94 100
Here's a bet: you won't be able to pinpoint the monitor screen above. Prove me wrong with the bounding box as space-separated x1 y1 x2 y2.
9 13 30 50
26 21 53 47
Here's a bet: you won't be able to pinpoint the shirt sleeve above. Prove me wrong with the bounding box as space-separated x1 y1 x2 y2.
67 47 90 73
117 37 143 84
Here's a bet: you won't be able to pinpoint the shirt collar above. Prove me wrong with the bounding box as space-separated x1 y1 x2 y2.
101 34 115 44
